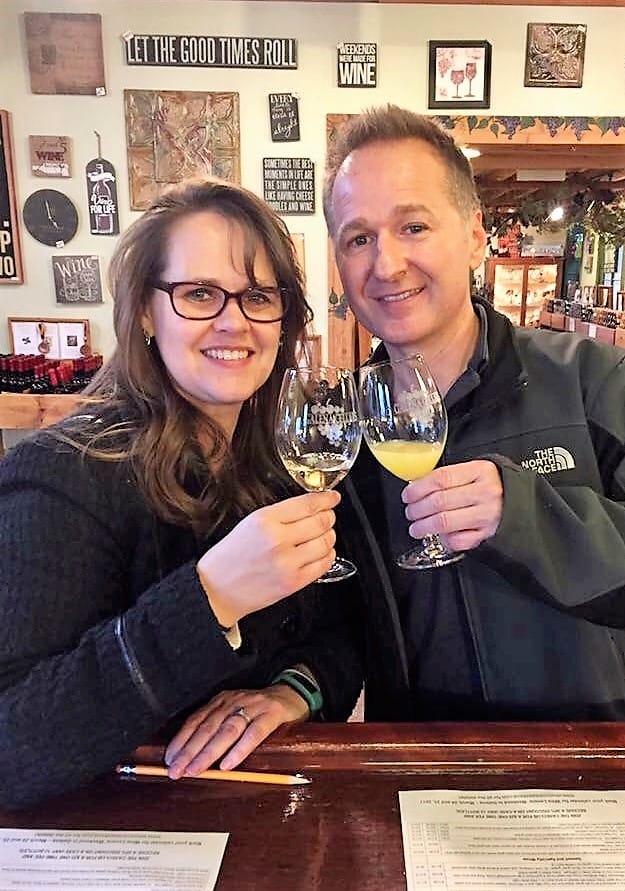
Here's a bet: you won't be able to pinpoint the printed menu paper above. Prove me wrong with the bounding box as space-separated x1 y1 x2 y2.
0 828 228 890
400 788 625 890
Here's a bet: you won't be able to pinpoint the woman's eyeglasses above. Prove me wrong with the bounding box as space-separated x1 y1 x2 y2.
152 280 289 323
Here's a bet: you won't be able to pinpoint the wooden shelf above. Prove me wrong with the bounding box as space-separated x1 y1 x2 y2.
0 392 80 454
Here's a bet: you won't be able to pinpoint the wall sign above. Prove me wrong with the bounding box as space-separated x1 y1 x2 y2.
53 255 102 304
124 33 297 69
24 12 106 96
0 111 23 284
29 136 71 178
337 42 377 87
268 93 300 142
86 158 119 235
263 158 315 215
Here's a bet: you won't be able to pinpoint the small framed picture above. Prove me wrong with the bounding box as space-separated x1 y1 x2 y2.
524 23 587 88
428 40 492 109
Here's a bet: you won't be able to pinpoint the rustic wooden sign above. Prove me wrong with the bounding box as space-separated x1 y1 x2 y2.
269 93 300 142
337 42 377 87
0 111 24 284
29 136 71 178
124 33 297 69
24 12 106 96
263 158 315 215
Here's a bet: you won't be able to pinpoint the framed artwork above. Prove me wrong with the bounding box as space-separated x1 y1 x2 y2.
124 90 240 210
524 23 587 88
0 110 24 284
29 136 71 178
24 12 106 96
428 40 492 109
9 316 91 360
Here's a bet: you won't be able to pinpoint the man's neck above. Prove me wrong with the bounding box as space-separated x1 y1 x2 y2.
387 303 480 397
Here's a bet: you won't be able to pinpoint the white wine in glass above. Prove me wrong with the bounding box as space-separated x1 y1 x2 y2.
275 365 362 582
359 353 464 570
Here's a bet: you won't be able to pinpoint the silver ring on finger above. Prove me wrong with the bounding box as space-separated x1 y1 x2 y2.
230 705 252 728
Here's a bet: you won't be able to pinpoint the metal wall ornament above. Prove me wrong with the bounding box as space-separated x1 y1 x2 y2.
524 23 587 88
124 90 240 210
0 110 24 284
22 189 78 248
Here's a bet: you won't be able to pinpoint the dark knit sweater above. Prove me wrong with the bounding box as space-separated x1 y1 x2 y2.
0 430 363 809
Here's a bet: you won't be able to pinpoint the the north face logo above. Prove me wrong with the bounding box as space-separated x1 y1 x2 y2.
520 446 576 475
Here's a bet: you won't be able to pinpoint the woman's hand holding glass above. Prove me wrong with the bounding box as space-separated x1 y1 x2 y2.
275 365 362 582
196 490 340 628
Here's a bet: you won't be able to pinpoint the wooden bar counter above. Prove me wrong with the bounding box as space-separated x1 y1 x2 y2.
0 392 81 453
3 723 625 889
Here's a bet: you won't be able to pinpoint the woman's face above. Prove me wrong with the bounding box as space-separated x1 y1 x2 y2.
143 210 282 438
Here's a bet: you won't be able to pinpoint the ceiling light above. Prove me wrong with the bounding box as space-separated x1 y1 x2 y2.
461 146 481 159
548 206 565 222
516 170 566 182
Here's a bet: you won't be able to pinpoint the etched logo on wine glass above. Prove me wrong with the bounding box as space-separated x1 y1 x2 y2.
311 403 359 446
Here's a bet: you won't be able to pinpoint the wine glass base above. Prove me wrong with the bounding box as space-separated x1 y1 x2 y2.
396 544 464 571
315 557 357 584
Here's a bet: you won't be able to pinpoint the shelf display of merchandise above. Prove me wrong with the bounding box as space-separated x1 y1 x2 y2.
486 258 562 327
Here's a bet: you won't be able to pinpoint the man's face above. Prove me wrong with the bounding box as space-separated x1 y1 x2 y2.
330 138 486 358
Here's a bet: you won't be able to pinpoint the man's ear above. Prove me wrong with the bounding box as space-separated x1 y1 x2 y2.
469 209 487 271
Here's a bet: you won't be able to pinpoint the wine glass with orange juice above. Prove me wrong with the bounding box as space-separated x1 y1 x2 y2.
359 354 464 570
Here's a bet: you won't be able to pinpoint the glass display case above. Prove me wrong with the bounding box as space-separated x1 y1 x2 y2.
486 258 562 327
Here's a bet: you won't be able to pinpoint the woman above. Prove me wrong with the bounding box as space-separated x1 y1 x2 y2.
0 179 363 809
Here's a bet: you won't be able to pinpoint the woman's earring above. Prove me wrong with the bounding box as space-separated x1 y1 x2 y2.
143 329 153 347
278 329 284 348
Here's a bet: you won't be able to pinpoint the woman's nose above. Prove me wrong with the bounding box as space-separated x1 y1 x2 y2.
212 296 251 331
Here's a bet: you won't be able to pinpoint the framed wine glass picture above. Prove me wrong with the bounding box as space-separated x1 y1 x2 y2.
428 40 492 109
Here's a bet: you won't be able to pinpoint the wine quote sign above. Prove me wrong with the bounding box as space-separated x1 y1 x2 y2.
337 42 377 87
0 111 24 283
268 93 300 142
263 158 315 215
53 254 103 304
85 158 119 235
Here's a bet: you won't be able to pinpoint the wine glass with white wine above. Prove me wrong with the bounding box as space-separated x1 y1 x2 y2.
275 365 362 582
359 353 463 570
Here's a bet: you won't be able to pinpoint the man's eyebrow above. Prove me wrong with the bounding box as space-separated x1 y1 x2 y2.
336 204 432 240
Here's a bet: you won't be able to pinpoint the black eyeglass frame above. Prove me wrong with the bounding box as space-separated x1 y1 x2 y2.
151 280 290 323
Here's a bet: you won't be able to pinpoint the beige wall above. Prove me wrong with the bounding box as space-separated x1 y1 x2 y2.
1 0 624 358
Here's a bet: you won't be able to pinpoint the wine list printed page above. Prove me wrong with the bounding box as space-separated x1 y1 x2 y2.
399 788 625 890
0 829 228 890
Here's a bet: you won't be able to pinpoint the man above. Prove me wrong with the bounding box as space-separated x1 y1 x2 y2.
326 104 625 721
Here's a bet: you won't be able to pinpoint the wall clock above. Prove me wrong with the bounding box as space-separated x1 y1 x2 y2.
22 189 79 247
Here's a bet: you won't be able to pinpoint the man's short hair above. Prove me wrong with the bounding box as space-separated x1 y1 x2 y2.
323 104 480 233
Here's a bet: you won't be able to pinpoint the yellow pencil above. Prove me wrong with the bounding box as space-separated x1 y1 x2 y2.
115 763 311 786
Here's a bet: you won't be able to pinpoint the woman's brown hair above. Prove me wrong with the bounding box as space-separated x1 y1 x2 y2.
58 178 312 535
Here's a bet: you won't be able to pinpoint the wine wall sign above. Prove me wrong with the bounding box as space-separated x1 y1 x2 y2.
263 158 315 215
0 111 24 284
86 157 119 235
